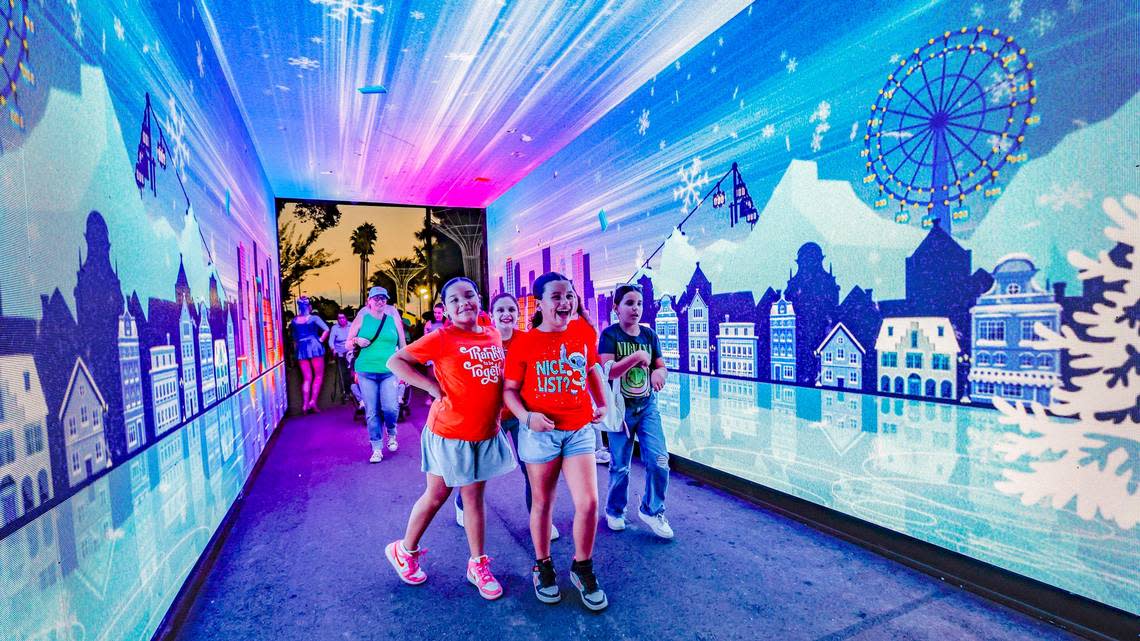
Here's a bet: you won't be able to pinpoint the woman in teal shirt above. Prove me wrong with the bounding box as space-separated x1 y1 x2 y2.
347 286 407 463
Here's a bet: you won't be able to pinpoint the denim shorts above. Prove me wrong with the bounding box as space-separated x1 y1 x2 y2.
517 424 596 464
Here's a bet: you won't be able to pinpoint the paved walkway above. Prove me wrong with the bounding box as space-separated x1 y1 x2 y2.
175 395 1078 641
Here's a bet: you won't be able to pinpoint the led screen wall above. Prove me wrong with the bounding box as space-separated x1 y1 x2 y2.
488 0 1139 615
0 1 284 638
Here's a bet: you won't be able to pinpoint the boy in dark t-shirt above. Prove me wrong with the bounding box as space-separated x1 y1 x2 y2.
597 284 674 539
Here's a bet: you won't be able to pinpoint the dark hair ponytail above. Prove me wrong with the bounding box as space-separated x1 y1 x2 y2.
441 276 480 302
531 271 572 328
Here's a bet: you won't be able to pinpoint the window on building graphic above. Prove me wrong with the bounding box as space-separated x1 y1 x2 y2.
994 353 1008 366
910 331 919 348
851 372 858 384
1038 354 1054 369
837 348 845 360
22 477 35 511
880 376 890 391
23 372 31 392
71 452 80 472
907 374 922 396
925 379 936 397
81 406 87 422
783 366 793 378
1006 283 1022 294
937 326 945 337
1003 383 1024 398
976 353 991 366
826 370 833 382
850 353 858 364
825 353 832 362
24 423 44 455
887 326 894 336
0 431 15 466
95 441 102 460
1019 354 1035 368
906 352 923 369
881 352 898 368
940 381 953 398
37 470 49 503
932 354 950 370
978 320 1005 342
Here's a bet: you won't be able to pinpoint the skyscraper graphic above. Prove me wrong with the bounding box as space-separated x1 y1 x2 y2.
117 308 146 453
505 257 516 297
198 303 217 407
179 301 199 418
225 310 238 392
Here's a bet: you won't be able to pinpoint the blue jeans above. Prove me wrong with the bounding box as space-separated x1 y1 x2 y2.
357 371 398 444
606 396 669 518
456 418 530 511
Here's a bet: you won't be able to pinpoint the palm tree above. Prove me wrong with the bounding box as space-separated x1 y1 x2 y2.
377 256 425 310
350 222 378 305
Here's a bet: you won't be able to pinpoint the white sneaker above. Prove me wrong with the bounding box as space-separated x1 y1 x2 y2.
550 523 560 541
594 448 611 465
369 447 383 464
387 435 399 452
605 513 625 531
638 510 674 539
456 505 465 527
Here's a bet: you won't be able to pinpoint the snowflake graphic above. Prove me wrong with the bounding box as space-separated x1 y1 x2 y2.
971 2 985 18
164 96 190 179
1030 9 1057 36
889 53 900 64
985 71 1017 105
779 50 787 61
288 56 320 70
1036 182 1093 211
849 121 859 141
809 100 831 123
785 58 798 73
987 134 1012 153
994 195 1140 530
810 122 831 152
311 0 386 24
718 36 724 47
114 16 125 41
1008 0 1023 21
410 10 425 20
672 158 710 214
310 36 325 44
710 65 717 74
637 109 650 135
659 140 667 151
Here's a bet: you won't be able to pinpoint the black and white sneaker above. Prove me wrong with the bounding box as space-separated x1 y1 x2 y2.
569 559 608 611
532 557 561 604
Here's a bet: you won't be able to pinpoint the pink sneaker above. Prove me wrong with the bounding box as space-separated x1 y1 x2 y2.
466 555 503 600
385 540 427 585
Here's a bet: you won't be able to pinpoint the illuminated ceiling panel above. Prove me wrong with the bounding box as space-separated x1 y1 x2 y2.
200 0 749 207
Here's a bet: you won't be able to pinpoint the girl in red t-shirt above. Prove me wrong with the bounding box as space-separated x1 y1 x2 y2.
503 272 610 611
383 278 516 601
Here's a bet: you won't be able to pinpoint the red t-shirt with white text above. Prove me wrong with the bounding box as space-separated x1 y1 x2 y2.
504 319 598 431
405 325 504 441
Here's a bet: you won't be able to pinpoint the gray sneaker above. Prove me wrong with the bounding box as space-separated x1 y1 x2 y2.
605 513 626 531
532 557 561 604
369 446 383 464
569 559 608 611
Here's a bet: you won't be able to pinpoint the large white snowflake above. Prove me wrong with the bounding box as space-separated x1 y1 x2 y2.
1036 182 1093 212
785 58 798 73
637 109 650 135
1008 0 1024 21
672 158 710 214
311 0 386 24
994 195 1140 530
410 10 425 20
809 100 831 123
971 2 985 18
114 16 125 41
1030 9 1058 36
288 56 320 70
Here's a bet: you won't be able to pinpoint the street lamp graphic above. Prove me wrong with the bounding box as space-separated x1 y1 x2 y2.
418 286 428 317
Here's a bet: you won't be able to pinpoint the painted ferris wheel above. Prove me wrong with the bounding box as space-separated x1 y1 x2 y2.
1 0 35 130
862 26 1038 233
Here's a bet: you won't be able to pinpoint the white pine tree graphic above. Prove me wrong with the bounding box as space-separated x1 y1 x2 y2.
994 195 1140 530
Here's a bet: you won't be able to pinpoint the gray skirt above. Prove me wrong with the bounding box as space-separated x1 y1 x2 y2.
420 428 518 487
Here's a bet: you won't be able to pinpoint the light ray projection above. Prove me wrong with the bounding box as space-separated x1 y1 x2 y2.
488 0 1140 616
198 0 750 206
